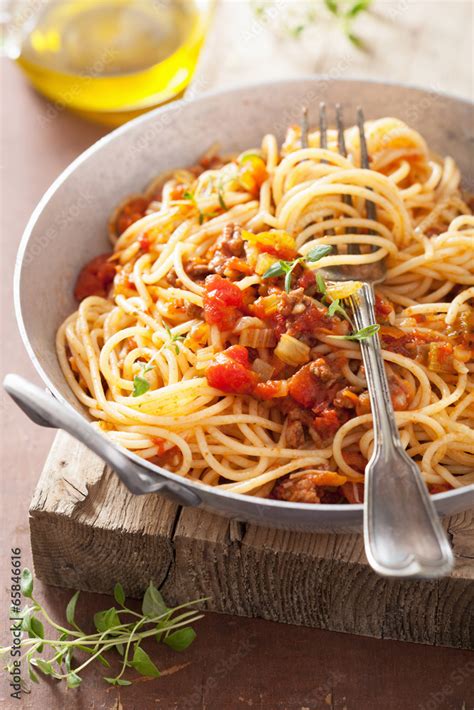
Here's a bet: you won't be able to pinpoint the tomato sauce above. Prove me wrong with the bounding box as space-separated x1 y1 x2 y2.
74 253 116 301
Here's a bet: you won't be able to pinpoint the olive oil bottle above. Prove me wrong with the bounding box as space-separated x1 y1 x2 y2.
7 0 212 125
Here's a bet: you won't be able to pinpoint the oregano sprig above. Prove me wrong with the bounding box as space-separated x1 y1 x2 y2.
262 244 333 293
1 570 204 691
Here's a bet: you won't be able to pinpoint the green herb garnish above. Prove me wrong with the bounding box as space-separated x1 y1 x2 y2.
334 324 381 341
262 245 333 293
184 190 220 225
132 360 155 397
1 570 203 690
163 324 185 355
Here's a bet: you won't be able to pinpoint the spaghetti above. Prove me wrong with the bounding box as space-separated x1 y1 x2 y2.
57 117 474 504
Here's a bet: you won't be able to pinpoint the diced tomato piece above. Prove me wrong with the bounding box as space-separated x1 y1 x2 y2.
297 269 316 290
74 253 116 301
138 234 150 252
313 408 341 437
253 380 287 400
115 197 149 235
203 274 245 331
206 345 258 394
288 363 333 409
374 293 394 322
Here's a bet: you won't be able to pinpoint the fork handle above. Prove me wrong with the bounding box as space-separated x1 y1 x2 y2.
352 283 454 578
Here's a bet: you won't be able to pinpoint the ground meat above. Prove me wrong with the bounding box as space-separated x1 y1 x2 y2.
166 268 183 287
333 387 358 409
185 257 213 281
309 357 340 385
285 418 305 448
273 474 321 503
207 223 245 276
185 302 203 319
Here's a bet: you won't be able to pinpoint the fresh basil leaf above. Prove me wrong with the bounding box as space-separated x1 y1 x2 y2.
130 645 161 678
21 569 33 599
113 583 125 606
306 245 333 262
316 272 327 295
262 262 286 279
133 375 150 397
94 607 121 633
344 324 380 341
67 672 82 688
142 582 168 618
163 627 196 652
66 590 80 625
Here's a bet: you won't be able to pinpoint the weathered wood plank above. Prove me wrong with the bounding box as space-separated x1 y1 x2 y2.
29 430 180 596
30 432 474 649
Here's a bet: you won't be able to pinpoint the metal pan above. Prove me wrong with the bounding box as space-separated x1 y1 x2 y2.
6 78 474 531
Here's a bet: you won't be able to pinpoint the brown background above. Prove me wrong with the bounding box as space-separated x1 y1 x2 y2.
1 54 474 710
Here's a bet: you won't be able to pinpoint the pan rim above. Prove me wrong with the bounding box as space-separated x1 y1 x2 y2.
14 76 474 515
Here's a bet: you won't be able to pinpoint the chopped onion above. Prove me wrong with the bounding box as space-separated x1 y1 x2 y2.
234 316 265 333
274 333 310 366
251 358 275 380
239 328 276 348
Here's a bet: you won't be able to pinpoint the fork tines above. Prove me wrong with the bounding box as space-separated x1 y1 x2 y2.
300 104 378 255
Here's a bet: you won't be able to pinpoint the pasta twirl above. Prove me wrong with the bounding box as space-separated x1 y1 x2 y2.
57 117 474 504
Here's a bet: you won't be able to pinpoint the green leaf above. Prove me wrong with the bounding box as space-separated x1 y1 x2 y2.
66 590 80 626
29 617 44 649
183 191 194 201
316 272 327 295
116 643 125 656
31 658 53 676
324 0 339 15
327 299 341 317
163 627 196 652
218 189 228 211
306 245 333 262
343 324 380 341
346 0 371 18
94 607 121 633
28 666 39 684
21 569 33 598
262 262 286 279
104 677 132 686
346 31 364 48
133 375 150 397
113 583 125 606
130 645 161 678
142 582 168 618
21 608 33 632
284 269 293 294
67 672 82 688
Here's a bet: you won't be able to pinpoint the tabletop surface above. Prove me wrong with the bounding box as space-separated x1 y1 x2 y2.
1 2 473 708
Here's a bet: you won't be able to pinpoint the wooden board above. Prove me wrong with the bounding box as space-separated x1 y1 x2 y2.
29 431 474 650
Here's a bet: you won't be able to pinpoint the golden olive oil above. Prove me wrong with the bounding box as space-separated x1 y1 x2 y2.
15 0 211 125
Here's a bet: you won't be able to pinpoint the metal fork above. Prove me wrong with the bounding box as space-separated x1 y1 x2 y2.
303 103 454 578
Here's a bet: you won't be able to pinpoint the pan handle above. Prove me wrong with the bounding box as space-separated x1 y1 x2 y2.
3 374 201 507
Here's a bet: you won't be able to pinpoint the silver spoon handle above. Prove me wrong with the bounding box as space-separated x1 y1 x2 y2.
351 283 454 578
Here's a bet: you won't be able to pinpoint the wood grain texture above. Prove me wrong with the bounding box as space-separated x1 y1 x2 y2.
30 432 474 650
